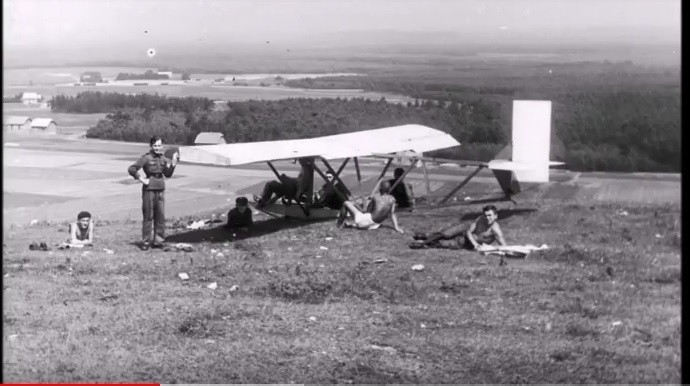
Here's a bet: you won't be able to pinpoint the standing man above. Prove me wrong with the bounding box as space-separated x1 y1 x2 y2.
128 136 179 250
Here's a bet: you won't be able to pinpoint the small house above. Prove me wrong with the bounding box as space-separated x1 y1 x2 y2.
80 71 103 83
194 132 226 145
4 116 31 131
30 118 57 134
21 92 42 105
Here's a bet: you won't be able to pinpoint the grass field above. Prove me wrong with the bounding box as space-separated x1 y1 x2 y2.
2 197 680 383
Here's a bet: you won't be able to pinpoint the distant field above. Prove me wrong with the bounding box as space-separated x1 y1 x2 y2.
3 84 413 104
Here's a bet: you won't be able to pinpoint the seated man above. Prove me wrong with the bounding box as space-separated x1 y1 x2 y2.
225 196 253 231
314 172 351 210
253 158 313 208
68 211 94 246
388 167 415 209
409 205 506 250
336 180 404 234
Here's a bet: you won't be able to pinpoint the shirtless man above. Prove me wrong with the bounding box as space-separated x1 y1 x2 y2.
254 158 314 208
410 205 506 250
336 180 404 234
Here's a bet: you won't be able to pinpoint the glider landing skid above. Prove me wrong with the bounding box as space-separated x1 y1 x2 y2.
251 202 340 221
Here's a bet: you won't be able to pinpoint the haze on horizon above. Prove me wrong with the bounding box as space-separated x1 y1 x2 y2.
3 0 680 67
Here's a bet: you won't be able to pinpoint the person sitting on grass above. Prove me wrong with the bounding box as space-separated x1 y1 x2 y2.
253 158 314 208
225 196 253 231
336 180 404 234
68 211 94 246
314 171 351 210
388 167 415 209
409 205 506 250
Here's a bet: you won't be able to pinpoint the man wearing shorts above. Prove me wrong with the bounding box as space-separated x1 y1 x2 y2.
409 205 506 250
336 180 404 233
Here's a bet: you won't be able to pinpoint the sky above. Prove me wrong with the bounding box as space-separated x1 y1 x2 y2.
3 0 680 63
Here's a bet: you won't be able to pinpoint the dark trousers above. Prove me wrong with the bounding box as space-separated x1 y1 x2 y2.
260 180 288 203
142 190 165 244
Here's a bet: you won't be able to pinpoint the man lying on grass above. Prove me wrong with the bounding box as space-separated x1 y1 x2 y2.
64 211 94 247
336 180 404 234
409 205 506 250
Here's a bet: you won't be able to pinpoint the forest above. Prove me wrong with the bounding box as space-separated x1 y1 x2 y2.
58 60 680 173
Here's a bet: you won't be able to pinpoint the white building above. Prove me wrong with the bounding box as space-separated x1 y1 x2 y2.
157 71 173 78
21 92 42 105
30 118 57 134
194 132 226 145
4 116 31 131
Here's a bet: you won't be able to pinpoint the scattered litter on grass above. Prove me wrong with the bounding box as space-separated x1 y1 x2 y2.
655 234 663 238
172 243 193 252
369 344 398 354
178 272 190 280
288 247 293 251
411 264 425 271
207 282 218 290
325 237 333 241
373 258 388 264
211 249 218 254
186 220 206 230
253 211 260 215
319 264 325 268
319 246 329 250
420 323 427 328
464 196 472 201
8 334 18 341
58 243 83 250
611 321 622 327
215 253 224 258
30 219 38 225
103 248 114 255
4 273 9 278
229 285 239 292
315 255 322 258
619 210 629 216
308 316 317 322
545 322 553 332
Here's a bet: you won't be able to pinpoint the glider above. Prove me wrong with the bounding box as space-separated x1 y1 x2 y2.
178 100 563 219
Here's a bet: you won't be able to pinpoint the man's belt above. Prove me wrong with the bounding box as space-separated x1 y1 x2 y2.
149 173 164 178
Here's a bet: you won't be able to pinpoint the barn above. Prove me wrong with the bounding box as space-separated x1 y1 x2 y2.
4 116 32 131
194 132 226 145
30 118 58 134
21 92 42 105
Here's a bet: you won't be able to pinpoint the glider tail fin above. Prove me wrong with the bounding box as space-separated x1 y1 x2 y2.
489 100 557 197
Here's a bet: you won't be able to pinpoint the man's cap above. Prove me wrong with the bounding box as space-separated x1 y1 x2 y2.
77 211 92 220
236 196 249 205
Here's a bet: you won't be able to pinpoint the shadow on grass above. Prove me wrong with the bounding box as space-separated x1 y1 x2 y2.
459 208 538 221
166 217 333 243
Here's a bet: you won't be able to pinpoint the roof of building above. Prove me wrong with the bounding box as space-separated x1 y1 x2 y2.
5 116 31 125
21 92 42 100
194 132 226 145
31 118 56 128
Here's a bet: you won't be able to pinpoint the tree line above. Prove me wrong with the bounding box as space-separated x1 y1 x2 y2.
68 85 679 172
50 92 214 114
